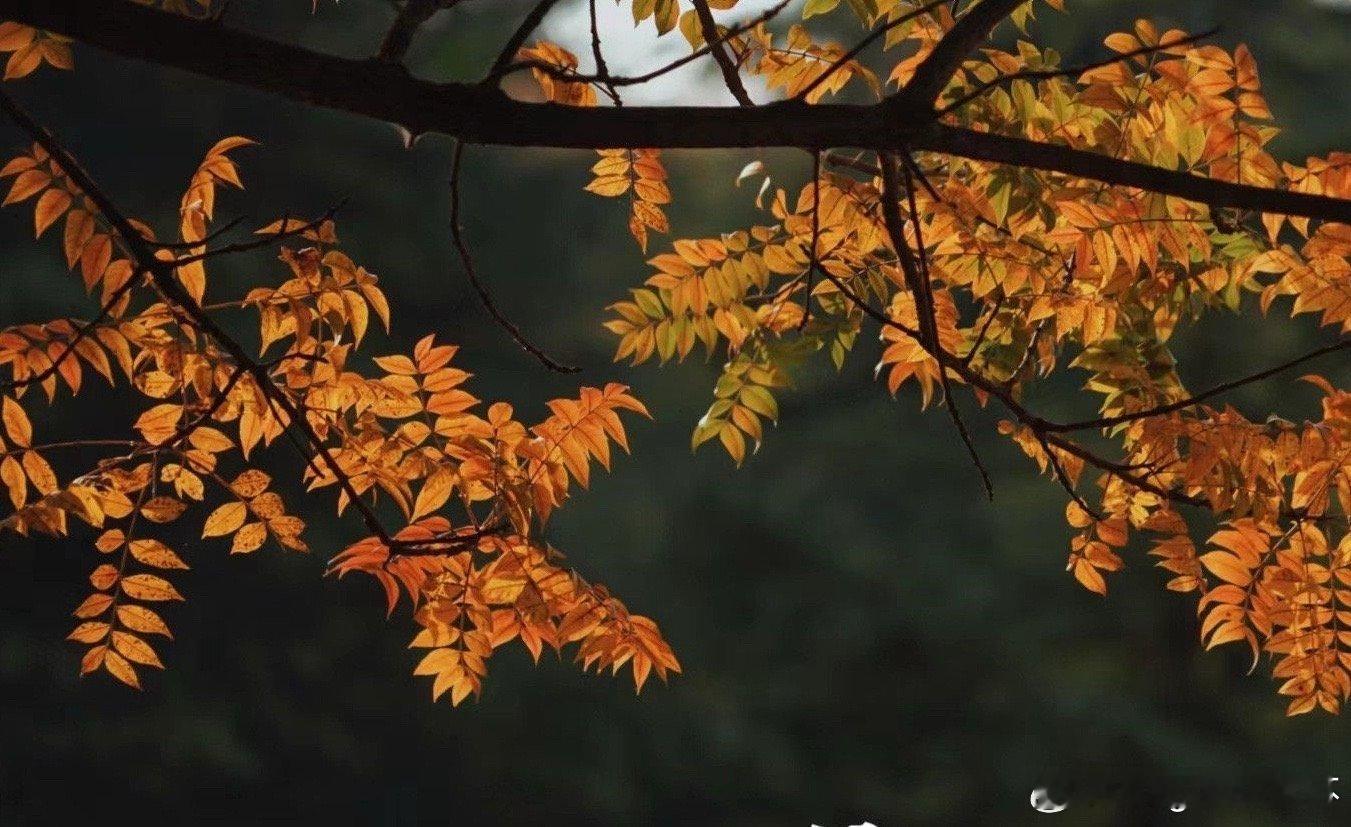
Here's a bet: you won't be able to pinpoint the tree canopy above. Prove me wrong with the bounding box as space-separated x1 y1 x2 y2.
0 0 1349 718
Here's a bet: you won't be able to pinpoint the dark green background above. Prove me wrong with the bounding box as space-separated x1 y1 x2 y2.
0 1 1349 823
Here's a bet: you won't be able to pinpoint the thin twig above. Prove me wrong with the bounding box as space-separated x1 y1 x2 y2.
587 0 621 106
163 207 344 269
449 141 579 373
890 152 994 499
499 0 792 89
937 28 1218 114
486 0 565 80
1044 339 1351 433
795 0 949 103
799 150 822 331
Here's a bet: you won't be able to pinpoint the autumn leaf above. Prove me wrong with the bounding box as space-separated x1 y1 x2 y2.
120 574 184 602
117 605 173 639
202 501 247 538
128 538 190 570
2 396 32 446
231 522 267 554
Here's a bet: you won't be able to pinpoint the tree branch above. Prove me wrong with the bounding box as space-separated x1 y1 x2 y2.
893 0 1027 109
376 0 453 63
921 123 1351 222
690 0 754 106
487 0 564 80
879 151 994 499
6 0 1350 223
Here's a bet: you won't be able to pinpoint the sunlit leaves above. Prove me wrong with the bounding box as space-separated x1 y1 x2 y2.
177 136 255 303
589 149 671 253
579 12 1351 717
1 1 1346 722
0 23 72 79
202 501 246 537
516 42 596 107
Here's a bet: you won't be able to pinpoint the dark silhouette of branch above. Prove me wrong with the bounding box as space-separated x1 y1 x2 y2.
10 0 1348 222
798 151 822 331
690 0 754 106
449 142 580 373
892 0 1026 109
1043 339 1351 433
377 0 457 63
922 123 1351 222
487 0 565 80
164 207 344 268
587 0 621 106
880 151 994 500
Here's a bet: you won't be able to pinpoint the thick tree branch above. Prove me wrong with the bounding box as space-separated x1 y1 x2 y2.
921 124 1351 222
6 0 1350 223
894 0 1027 109
376 0 454 63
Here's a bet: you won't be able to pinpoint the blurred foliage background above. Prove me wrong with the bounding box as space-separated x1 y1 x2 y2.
0 0 1349 823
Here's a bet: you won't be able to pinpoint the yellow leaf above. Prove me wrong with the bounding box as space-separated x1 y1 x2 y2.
2 396 32 446
187 426 233 453
20 450 56 494
203 501 247 538
67 621 110 643
89 563 119 590
72 592 114 618
120 573 184 602
111 631 163 668
102 649 141 689
1 455 27 508
585 175 631 197
1199 551 1252 587
128 538 190 570
231 521 267 554
134 403 183 445
95 528 125 553
33 187 71 237
139 495 186 524
231 469 271 499
411 467 455 521
117 605 173 638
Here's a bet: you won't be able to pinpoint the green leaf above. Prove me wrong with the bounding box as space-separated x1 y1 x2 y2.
803 0 840 18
